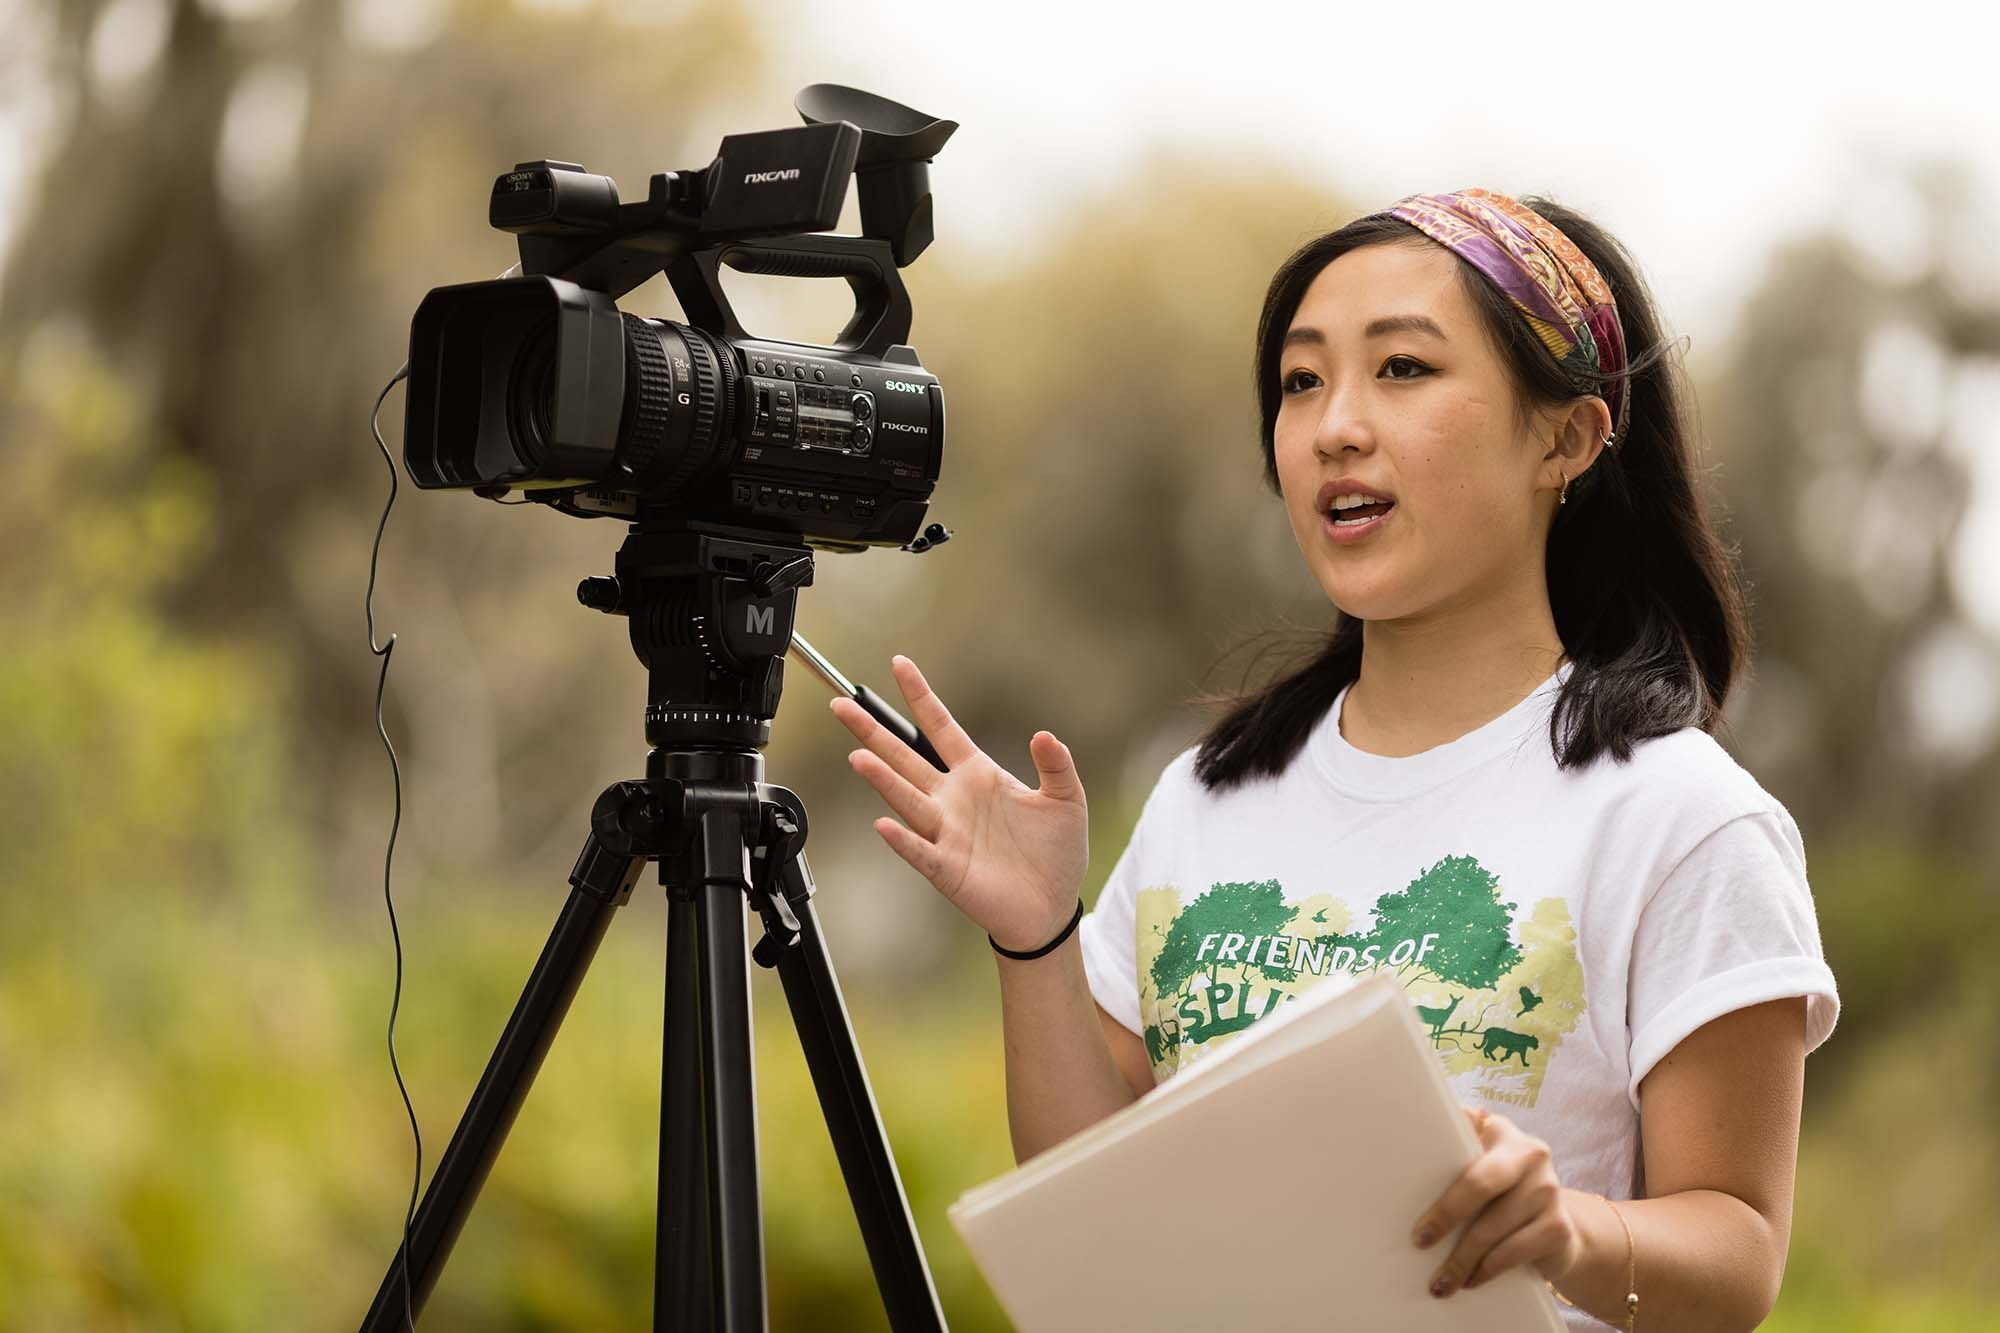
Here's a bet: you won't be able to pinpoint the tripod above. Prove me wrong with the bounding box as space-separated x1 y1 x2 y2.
360 522 949 1331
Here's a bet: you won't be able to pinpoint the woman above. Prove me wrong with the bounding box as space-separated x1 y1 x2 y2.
829 187 1839 1331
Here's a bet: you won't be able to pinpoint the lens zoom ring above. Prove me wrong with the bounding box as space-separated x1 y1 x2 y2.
621 314 675 483
651 326 724 498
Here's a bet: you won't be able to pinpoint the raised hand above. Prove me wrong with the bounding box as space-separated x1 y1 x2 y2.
829 655 1089 954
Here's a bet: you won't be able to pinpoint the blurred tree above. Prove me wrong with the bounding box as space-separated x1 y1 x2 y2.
0 0 778 892
1704 154 2000 1062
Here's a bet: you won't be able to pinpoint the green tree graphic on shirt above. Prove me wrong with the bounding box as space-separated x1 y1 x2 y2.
1134 857 1583 1107
1143 878 1298 1063
1359 853 1523 990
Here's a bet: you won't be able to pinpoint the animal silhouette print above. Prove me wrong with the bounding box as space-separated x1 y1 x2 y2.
1414 995 1463 1043
1479 1027 1539 1066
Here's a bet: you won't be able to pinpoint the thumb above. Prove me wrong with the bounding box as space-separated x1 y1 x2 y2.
1028 731 1082 802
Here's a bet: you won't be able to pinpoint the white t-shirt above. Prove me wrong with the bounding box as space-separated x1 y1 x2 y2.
1079 664 1839 1319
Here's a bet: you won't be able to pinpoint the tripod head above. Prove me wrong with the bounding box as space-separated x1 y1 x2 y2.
576 521 816 752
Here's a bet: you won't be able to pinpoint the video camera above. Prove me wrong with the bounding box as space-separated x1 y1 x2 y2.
400 84 954 553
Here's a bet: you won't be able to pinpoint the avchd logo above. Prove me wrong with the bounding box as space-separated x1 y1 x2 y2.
883 379 925 393
880 421 925 433
743 168 802 184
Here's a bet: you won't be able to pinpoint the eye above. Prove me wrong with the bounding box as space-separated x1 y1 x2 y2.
1279 357 1432 396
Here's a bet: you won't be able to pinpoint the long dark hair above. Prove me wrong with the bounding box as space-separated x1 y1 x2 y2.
1189 196 1750 793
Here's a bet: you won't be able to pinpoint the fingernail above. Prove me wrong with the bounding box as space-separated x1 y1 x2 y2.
1414 1227 1435 1248
1430 1277 1454 1298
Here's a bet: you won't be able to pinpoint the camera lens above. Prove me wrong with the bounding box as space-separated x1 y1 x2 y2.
507 320 559 463
616 317 736 499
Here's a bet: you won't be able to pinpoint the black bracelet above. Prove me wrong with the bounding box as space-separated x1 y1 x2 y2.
989 898 1085 961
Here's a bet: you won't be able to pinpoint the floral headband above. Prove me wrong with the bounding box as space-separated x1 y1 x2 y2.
1378 187 1630 446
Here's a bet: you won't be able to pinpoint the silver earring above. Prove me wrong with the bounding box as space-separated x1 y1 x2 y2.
1558 469 1570 506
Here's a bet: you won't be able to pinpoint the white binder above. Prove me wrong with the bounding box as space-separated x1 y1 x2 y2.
948 973 1567 1332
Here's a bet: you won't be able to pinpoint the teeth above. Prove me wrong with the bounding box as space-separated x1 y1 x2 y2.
1328 492 1389 511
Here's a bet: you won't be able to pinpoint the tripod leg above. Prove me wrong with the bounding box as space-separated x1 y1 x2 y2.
767 852 948 1331
360 861 640 1331
658 806 769 1332
658 892 710 1327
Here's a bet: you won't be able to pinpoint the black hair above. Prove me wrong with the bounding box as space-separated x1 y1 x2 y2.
1189 195 1749 793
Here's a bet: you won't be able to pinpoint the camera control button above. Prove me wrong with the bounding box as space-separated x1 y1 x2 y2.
851 373 864 388
753 359 768 375
793 365 806 380
850 394 872 421
812 368 825 382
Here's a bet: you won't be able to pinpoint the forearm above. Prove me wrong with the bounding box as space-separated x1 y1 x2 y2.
994 932 1139 1163
1552 1187 1783 1332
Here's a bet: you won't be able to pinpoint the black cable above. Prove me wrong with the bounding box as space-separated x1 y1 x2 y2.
367 361 420 1332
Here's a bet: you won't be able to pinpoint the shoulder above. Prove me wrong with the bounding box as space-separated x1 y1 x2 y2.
1137 744 1205 821
1553 725 1800 860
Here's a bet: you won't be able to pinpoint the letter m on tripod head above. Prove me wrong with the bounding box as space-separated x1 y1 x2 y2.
746 603 776 635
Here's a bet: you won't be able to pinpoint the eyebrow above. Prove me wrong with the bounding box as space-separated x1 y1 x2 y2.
1282 314 1448 349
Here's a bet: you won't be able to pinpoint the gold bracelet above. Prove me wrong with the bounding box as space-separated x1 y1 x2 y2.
1545 1194 1638 1330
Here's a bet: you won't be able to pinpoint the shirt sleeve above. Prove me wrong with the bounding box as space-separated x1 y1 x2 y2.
1076 758 1177 1037
1624 806 1840 1109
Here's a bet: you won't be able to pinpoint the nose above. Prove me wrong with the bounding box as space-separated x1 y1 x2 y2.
1311 383 1376 460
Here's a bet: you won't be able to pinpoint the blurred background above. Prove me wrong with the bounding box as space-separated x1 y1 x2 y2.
2 0 1996 1327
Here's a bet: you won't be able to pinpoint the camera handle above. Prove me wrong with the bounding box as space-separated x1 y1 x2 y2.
668 234 914 360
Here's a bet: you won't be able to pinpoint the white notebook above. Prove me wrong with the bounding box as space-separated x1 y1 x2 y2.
948 973 1566 1332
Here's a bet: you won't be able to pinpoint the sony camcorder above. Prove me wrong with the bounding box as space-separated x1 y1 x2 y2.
401 85 954 553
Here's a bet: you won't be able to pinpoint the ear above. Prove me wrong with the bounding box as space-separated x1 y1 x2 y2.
1540 394 1613 495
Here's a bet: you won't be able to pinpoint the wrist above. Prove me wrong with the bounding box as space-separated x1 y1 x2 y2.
989 898 1084 961
1547 1189 1635 1329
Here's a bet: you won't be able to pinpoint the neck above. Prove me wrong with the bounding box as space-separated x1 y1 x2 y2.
1340 563 1566 758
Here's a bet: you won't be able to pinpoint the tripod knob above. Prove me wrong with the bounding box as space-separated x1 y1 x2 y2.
577 575 625 613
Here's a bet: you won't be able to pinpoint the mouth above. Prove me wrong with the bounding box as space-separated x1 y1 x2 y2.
1318 486 1397 544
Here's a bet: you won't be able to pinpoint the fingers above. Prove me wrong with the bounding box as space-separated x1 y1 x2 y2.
1414 1106 1509 1245
846 747 942 843
886 655 980 768
869 812 945 885
829 693 942 798
1027 730 1083 802
1413 1109 1565 1299
1430 1161 1560 1296
1462 1209 1572 1290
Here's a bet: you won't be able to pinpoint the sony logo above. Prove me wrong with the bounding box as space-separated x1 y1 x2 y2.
880 421 925 433
883 379 925 393
743 168 802 184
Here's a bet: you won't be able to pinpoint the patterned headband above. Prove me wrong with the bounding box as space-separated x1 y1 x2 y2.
1378 188 1630 447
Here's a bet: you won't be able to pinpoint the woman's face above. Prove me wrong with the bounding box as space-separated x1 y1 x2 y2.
1273 241 1559 625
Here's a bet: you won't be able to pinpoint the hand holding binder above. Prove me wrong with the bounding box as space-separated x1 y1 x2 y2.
949 974 1568 1331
